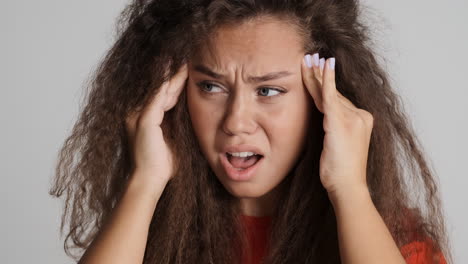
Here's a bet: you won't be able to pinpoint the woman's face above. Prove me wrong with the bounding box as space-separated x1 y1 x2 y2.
187 17 312 215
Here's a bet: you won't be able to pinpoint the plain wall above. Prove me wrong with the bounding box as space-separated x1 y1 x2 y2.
1 0 466 263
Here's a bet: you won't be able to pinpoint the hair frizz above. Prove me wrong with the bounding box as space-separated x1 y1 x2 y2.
50 0 453 263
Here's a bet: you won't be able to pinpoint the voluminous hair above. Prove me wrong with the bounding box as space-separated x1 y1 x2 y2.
50 0 453 263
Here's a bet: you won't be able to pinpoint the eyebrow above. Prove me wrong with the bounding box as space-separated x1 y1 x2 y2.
193 64 293 83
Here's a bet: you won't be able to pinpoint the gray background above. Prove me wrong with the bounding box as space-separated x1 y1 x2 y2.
1 0 466 263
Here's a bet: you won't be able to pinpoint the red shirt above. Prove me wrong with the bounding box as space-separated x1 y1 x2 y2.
240 215 272 264
240 215 447 264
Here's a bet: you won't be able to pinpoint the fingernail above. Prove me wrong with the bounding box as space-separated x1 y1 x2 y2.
304 54 312 68
312 53 320 67
329 57 336 70
319 58 325 71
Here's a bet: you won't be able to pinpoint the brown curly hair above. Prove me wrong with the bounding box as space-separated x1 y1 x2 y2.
49 0 453 263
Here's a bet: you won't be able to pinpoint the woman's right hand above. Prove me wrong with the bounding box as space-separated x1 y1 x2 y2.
125 63 188 183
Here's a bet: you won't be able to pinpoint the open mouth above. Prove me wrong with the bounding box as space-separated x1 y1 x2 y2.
226 153 264 170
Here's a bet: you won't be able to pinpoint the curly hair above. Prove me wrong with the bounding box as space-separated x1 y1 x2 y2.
49 0 453 263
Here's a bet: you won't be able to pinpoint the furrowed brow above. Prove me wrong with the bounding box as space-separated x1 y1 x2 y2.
193 64 293 83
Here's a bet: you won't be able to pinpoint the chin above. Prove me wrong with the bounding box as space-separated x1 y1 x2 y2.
216 173 273 198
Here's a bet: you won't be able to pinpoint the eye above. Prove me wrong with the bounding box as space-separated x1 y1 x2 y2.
196 81 286 98
196 81 224 94
257 87 284 98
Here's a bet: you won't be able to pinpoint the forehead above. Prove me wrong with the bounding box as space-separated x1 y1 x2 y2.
192 17 305 71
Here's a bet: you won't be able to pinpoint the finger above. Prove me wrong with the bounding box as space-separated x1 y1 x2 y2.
302 54 324 113
166 63 188 96
321 57 338 114
311 53 322 86
337 90 359 112
164 63 188 111
319 57 325 77
141 63 189 126
140 84 168 127
319 58 359 113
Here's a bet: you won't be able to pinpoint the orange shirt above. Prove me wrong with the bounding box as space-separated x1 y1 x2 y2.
400 239 447 264
240 215 447 264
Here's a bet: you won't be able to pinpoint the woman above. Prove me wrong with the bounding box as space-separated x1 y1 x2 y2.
50 0 453 263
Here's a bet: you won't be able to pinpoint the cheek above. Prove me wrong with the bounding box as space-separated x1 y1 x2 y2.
187 81 227 123
187 84 219 150
263 94 309 158
188 89 207 131
267 107 307 146
268 92 309 132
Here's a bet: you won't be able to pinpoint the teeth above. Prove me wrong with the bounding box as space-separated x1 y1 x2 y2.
228 151 256 158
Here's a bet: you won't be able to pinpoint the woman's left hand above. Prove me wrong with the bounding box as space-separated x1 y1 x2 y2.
301 53 374 198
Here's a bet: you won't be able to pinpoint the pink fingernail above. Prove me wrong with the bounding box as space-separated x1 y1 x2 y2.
319 58 325 71
312 53 320 67
329 57 336 70
304 54 312 68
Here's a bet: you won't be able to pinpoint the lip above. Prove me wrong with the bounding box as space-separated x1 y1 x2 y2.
222 144 264 156
219 152 264 182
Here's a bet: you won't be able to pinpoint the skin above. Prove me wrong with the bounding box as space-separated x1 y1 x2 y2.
81 15 407 264
186 17 312 217
302 55 406 263
186 15 407 262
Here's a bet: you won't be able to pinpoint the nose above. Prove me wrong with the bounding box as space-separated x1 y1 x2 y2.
222 90 257 136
